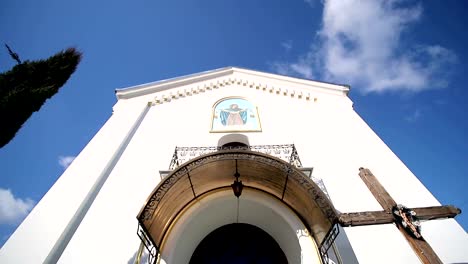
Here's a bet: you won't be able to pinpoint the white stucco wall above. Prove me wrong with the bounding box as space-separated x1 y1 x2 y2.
1 68 466 263
0 100 146 263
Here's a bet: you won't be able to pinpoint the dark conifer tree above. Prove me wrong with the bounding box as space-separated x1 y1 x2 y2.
0 48 82 148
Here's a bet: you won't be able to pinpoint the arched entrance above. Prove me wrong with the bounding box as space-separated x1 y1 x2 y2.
160 189 318 263
189 223 288 264
137 149 339 263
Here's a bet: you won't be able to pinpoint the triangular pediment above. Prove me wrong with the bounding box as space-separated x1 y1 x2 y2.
115 67 350 104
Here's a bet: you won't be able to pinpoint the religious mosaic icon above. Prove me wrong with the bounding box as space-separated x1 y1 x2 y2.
211 97 261 132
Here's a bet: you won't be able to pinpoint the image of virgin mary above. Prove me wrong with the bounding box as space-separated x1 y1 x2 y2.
220 104 248 126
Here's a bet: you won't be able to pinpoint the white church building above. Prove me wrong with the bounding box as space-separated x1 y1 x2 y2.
0 67 467 263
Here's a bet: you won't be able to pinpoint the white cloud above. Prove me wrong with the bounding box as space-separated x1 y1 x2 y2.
0 188 35 225
272 0 457 93
405 109 421 122
281 40 293 52
58 155 76 169
304 0 318 7
272 50 317 79
272 61 314 79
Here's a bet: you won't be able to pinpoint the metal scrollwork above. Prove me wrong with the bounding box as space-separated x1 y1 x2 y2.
289 169 337 222
319 224 340 263
139 144 341 263
137 223 158 264
141 144 336 224
169 144 302 170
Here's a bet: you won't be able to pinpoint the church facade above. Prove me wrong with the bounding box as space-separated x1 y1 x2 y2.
0 67 466 263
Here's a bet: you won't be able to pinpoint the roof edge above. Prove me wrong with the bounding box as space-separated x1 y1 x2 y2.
115 66 350 100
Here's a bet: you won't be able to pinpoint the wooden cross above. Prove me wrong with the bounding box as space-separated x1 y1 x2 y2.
338 168 461 264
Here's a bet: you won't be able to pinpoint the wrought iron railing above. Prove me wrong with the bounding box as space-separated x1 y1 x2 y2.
320 224 341 264
166 144 333 197
137 223 158 264
169 144 302 170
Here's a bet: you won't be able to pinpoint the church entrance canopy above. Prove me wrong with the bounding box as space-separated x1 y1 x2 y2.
137 146 339 261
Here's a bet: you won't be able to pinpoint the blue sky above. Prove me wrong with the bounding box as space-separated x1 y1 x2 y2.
1 0 467 246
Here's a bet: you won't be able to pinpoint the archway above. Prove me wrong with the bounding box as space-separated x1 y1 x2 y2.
138 149 339 263
156 189 320 263
189 223 288 264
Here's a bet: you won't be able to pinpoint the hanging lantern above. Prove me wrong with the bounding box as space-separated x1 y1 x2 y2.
231 160 244 198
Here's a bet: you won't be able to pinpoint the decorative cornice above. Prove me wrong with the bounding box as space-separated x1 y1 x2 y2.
116 67 350 103
151 76 324 105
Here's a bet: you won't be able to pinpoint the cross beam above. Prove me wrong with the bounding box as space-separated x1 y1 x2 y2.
337 168 461 264
339 205 461 227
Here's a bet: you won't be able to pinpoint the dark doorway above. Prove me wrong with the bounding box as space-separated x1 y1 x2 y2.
221 141 249 149
189 223 288 264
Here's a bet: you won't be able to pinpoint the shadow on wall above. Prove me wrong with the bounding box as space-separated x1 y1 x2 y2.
127 250 149 264
217 134 250 147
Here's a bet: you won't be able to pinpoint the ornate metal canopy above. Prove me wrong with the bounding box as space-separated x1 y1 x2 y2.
137 148 339 260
